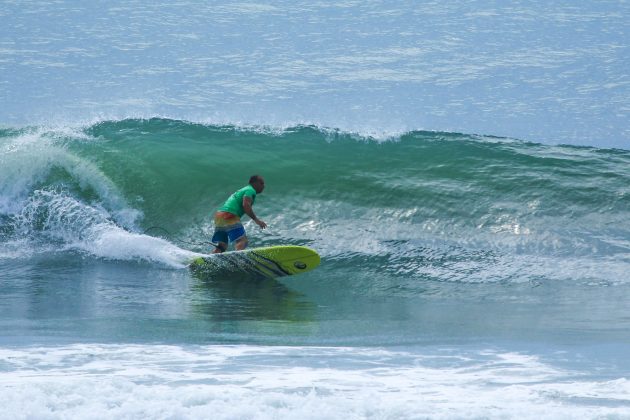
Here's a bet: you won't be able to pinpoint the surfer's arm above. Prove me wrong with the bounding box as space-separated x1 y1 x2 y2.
243 196 267 229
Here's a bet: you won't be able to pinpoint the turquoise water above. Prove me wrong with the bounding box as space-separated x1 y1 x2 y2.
2 1 630 418
2 121 630 417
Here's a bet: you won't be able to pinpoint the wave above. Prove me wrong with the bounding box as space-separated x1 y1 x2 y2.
1 119 629 280
2 344 629 419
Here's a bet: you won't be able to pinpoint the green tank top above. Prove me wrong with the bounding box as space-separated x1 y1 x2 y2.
218 185 256 217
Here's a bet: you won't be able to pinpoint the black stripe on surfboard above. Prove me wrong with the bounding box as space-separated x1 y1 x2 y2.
249 251 292 277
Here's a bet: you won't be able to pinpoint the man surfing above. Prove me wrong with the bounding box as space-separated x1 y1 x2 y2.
211 175 267 253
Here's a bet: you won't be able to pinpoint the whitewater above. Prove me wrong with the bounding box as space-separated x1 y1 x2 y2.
2 1 630 418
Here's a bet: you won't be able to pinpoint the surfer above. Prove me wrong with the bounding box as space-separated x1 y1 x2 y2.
211 175 267 253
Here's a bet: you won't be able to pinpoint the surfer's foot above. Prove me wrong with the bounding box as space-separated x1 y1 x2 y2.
213 242 227 253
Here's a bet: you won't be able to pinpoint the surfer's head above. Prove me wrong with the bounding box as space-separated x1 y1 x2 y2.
249 174 265 193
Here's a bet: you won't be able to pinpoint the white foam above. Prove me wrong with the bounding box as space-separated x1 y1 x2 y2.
0 128 139 227
6 188 199 267
79 227 202 268
0 129 200 266
0 344 628 419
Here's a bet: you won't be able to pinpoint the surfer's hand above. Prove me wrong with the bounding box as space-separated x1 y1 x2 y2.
255 219 267 229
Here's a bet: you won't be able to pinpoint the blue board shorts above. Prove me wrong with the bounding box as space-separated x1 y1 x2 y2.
211 211 246 244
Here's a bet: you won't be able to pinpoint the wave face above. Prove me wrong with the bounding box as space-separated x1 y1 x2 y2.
1 119 629 285
2 119 630 418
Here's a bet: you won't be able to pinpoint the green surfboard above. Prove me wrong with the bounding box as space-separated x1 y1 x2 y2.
190 245 320 280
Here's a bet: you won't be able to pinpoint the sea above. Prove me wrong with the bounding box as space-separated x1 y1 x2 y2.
1 1 629 418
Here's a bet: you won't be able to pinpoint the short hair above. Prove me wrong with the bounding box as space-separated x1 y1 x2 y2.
249 174 261 184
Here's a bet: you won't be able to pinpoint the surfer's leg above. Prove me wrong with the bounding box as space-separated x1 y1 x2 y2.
212 242 227 253
211 228 228 253
235 236 248 250
228 224 247 250
211 211 232 253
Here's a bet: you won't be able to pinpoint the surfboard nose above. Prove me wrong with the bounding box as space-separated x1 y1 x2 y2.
293 261 307 270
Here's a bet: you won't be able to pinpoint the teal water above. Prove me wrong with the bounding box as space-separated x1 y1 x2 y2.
2 0 630 417
2 120 630 341
2 120 630 417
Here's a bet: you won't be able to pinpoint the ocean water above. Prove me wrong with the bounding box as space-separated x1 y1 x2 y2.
2 1 630 419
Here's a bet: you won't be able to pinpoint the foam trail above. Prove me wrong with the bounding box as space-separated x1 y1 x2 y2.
80 226 202 268
7 189 200 267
